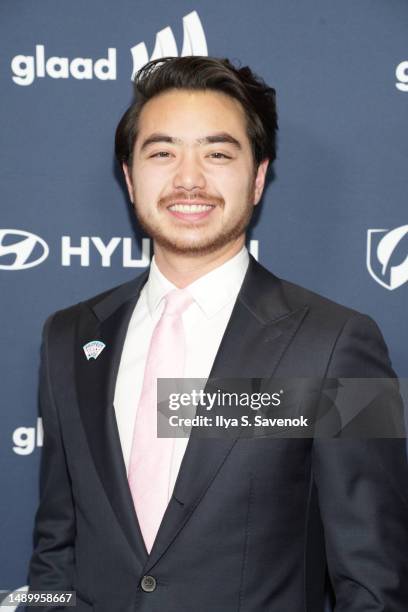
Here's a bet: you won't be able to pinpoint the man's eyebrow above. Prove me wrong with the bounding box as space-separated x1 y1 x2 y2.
140 133 177 150
140 132 242 151
198 133 242 149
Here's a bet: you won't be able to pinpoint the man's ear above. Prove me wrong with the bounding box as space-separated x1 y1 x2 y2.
253 159 270 206
122 162 134 203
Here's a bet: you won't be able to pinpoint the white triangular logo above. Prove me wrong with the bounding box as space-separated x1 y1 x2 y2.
83 340 106 360
130 11 208 80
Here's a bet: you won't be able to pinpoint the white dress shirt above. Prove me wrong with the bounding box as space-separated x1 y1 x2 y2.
113 245 249 501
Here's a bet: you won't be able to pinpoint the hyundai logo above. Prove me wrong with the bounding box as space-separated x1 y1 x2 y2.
0 229 49 270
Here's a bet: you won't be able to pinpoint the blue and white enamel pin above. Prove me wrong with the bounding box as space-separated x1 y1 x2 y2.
83 340 106 360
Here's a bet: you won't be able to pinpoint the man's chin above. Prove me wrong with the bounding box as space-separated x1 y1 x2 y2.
153 233 229 256
135 212 252 256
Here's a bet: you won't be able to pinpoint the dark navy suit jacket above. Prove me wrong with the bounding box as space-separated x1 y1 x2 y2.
27 255 408 611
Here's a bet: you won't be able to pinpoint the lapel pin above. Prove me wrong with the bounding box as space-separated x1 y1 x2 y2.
83 340 106 360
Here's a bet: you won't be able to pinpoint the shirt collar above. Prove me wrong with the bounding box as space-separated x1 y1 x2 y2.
145 246 249 319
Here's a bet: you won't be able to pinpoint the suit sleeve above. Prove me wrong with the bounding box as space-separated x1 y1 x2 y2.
312 313 408 610
26 313 76 597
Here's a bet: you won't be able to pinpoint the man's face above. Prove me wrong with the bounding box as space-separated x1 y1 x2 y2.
123 89 269 256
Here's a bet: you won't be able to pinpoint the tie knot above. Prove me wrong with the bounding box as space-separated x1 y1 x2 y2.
162 288 193 317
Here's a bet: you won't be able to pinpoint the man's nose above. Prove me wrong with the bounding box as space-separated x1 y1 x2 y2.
173 153 206 191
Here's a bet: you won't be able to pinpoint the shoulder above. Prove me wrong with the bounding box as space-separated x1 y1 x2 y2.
277 276 394 376
278 274 384 341
280 276 359 317
41 270 149 338
250 259 394 375
251 256 368 329
278 275 380 338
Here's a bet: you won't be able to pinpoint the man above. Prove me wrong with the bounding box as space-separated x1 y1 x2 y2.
27 56 408 611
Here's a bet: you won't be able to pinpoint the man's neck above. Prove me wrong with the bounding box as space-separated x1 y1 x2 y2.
153 238 245 288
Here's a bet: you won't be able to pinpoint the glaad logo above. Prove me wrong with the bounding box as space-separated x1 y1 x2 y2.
367 225 408 290
11 45 117 86
396 61 408 92
13 418 43 455
0 229 49 270
130 10 207 80
11 11 205 86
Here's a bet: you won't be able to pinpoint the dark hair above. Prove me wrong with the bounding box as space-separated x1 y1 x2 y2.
115 56 278 177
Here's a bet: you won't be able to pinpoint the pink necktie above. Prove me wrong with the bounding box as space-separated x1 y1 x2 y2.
128 288 193 553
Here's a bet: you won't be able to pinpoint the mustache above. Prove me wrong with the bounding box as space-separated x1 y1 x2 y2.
159 192 224 207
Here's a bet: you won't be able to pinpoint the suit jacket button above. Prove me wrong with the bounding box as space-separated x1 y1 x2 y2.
141 575 157 592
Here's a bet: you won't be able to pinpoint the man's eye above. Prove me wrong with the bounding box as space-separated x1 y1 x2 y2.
208 152 231 159
150 151 171 158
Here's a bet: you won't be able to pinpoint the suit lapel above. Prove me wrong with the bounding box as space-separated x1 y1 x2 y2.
75 270 150 563
145 256 309 571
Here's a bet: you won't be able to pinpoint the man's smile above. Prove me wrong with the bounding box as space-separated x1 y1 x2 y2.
166 201 216 221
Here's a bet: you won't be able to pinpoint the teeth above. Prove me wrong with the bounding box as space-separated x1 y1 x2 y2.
169 203 213 213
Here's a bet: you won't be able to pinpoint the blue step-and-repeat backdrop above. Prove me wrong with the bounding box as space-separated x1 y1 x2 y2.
1 0 407 607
